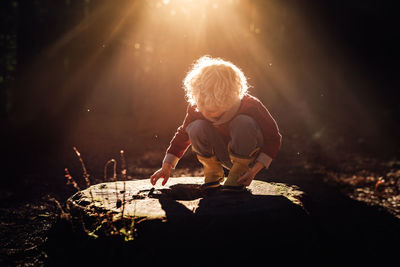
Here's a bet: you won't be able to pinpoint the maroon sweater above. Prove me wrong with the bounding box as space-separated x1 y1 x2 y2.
166 94 282 160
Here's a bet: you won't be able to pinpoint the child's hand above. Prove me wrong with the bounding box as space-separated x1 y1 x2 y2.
150 162 173 186
237 170 256 186
237 161 264 186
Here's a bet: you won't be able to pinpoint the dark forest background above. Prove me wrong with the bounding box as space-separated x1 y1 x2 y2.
1 0 399 187
1 2 399 266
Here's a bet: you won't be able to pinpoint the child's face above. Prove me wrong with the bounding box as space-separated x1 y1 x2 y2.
199 106 225 121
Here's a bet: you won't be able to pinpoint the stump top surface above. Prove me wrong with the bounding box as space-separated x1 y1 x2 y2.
67 177 304 220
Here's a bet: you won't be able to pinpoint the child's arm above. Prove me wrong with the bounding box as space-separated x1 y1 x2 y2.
246 96 282 160
150 105 201 185
166 105 202 160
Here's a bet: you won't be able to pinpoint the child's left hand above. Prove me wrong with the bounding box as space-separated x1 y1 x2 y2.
237 161 264 186
237 170 256 186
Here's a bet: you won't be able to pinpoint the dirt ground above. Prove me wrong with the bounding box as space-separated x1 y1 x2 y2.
1 123 399 266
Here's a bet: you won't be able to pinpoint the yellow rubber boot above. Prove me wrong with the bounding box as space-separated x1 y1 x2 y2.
196 154 224 189
223 148 259 191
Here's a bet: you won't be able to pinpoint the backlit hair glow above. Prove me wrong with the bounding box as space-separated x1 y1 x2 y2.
183 56 249 111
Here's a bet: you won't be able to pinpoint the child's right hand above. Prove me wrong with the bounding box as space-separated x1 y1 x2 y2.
150 162 173 186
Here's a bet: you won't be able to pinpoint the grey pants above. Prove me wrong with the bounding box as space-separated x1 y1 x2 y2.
185 115 263 169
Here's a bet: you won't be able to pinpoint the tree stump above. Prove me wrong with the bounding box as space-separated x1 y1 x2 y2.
62 177 317 265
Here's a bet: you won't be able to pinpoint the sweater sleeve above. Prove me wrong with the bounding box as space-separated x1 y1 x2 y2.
244 97 282 159
165 105 199 161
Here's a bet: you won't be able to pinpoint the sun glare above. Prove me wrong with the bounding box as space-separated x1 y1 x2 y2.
43 0 348 149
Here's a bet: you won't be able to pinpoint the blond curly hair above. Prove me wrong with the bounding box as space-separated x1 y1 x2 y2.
183 56 249 111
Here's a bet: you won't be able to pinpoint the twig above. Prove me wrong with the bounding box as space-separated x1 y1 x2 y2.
103 159 116 207
73 146 93 202
48 196 71 220
104 158 119 207
120 150 127 218
64 168 81 191
120 150 127 180
48 196 65 214
121 181 126 218
73 146 91 188
104 159 117 181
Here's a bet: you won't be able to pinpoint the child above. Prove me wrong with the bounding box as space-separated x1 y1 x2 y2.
150 56 282 191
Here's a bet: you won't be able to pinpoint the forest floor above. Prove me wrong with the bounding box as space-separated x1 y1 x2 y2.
1 128 399 266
